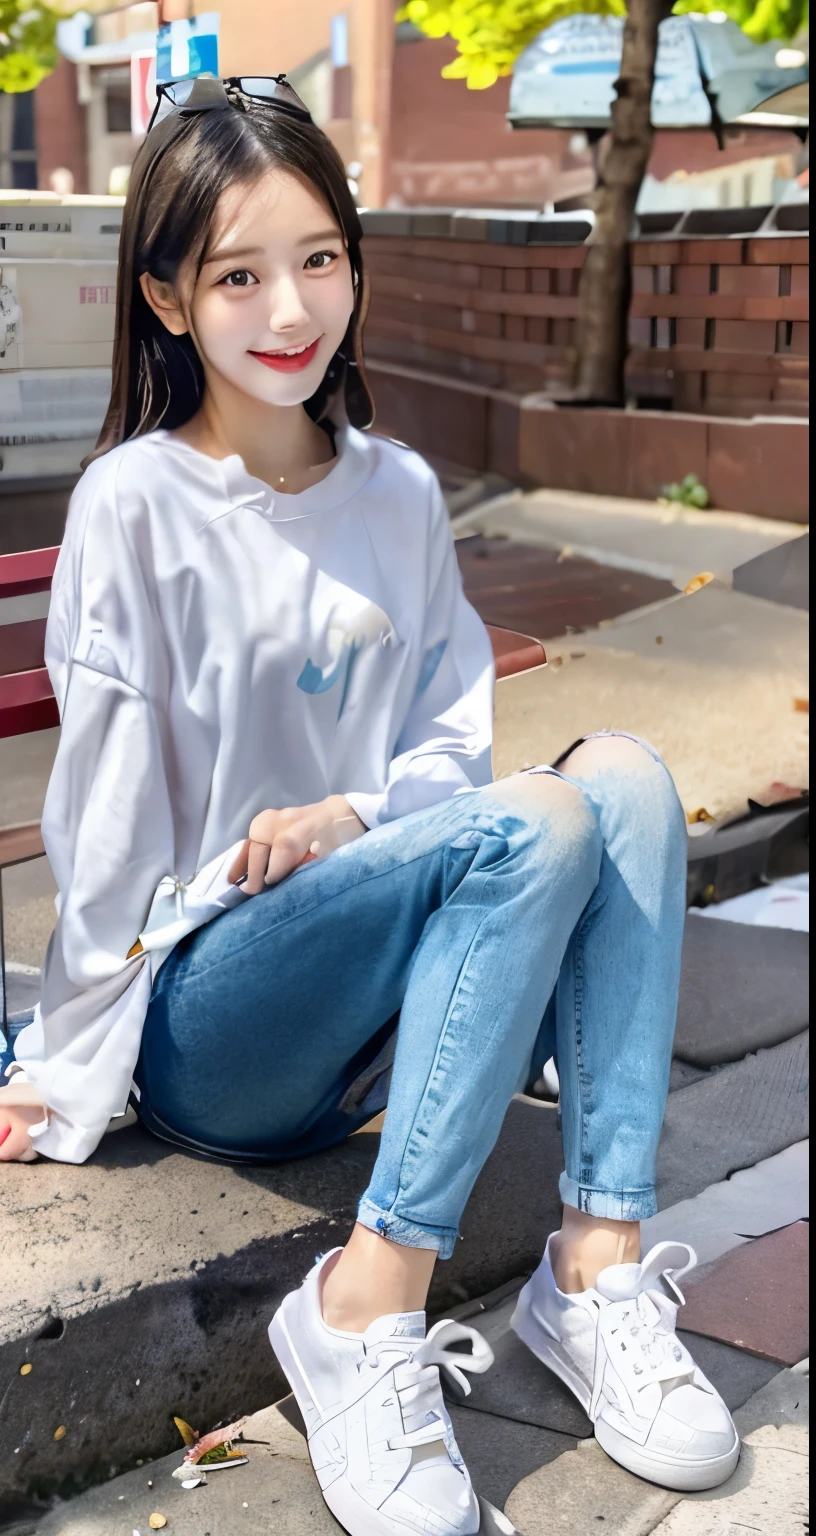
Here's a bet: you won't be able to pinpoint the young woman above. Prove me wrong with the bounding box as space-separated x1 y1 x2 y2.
0 77 739 1534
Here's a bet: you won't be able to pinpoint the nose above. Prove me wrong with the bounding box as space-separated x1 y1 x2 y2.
267 272 311 335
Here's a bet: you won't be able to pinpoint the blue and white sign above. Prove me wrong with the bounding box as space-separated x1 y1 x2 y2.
510 14 711 129
156 11 220 85
509 13 809 130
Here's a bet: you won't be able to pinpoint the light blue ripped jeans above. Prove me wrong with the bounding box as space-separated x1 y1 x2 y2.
135 735 688 1259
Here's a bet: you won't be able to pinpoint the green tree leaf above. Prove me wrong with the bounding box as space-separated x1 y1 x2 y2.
398 0 807 85
0 1 61 94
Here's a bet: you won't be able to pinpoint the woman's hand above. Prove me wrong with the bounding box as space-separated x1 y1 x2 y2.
0 1104 42 1162
227 794 366 895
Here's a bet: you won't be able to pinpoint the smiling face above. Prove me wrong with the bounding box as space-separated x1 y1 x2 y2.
141 166 355 409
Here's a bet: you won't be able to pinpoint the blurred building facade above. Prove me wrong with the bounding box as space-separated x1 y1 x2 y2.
28 0 808 210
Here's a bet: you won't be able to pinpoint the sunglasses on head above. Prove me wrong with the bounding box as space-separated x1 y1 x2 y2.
147 74 313 134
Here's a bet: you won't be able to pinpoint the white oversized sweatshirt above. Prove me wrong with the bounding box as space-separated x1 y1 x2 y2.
3 425 494 1163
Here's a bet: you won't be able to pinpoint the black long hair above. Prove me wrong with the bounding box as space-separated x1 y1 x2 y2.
92 99 374 461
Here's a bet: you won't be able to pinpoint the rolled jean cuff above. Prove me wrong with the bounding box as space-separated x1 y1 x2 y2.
357 1198 458 1260
559 1172 658 1222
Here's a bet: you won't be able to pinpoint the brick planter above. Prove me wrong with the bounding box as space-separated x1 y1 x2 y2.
364 219 809 521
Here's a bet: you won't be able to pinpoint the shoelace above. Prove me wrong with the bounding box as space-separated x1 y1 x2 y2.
620 1290 689 1383
367 1320 493 1453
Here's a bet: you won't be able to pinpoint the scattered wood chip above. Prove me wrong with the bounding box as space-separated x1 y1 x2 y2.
684 571 715 595
793 697 809 713
688 808 715 825
52 1425 67 1441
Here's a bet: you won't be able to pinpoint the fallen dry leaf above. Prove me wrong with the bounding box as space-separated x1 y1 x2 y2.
684 572 715 595
173 1416 198 1446
793 697 809 713
687 808 715 825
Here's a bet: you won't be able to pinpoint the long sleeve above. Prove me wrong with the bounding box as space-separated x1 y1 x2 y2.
1 464 245 1162
345 479 494 828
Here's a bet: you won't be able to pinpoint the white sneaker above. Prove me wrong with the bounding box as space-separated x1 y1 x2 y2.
269 1249 494 1535
511 1236 740 1491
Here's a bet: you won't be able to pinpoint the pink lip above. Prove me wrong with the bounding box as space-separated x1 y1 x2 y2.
248 338 321 373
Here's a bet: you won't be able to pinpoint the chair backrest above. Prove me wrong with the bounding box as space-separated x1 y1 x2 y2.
0 547 61 740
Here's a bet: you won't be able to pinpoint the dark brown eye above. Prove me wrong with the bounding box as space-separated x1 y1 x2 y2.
222 270 257 287
305 251 336 270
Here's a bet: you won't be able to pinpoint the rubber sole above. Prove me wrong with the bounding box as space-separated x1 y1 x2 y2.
511 1283 741 1492
594 1415 740 1492
268 1309 481 1536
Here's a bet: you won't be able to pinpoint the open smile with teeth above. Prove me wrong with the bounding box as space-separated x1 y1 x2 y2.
249 338 322 371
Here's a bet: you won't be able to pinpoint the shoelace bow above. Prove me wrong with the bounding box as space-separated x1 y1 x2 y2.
367 1320 494 1453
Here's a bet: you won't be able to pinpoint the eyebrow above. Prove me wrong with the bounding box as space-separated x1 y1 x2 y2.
295 228 343 245
203 229 343 265
203 244 265 266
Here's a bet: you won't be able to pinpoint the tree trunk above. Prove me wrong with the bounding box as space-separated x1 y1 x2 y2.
574 0 672 404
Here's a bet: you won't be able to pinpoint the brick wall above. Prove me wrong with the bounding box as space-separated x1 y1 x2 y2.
33 57 87 195
364 232 809 418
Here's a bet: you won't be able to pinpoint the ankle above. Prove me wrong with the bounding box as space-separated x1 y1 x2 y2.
320 1225 436 1334
551 1213 640 1295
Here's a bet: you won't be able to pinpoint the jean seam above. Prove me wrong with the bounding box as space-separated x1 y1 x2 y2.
379 910 493 1231
573 927 591 1210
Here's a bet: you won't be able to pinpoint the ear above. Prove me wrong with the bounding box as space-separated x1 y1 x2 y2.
139 272 188 337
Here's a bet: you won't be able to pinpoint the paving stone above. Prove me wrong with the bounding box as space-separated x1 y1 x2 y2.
455 486 803 590
448 1404 576 1519
656 1031 810 1207
696 873 808 932
730 1359 809 1439
643 1141 809 1266
456 533 675 642
674 1333 781 1411
492 593 808 828
668 1060 709 1092
674 916 809 1067
681 1222 809 1366
732 530 809 612
504 1431 679 1536
31 1435 340 1536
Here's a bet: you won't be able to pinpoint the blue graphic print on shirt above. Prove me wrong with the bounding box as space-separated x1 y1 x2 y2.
417 639 447 695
